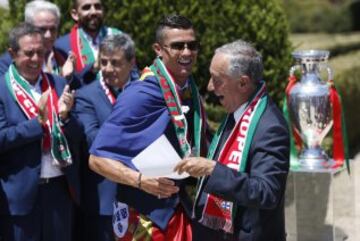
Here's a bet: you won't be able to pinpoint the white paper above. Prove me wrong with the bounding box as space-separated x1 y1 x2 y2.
132 135 189 179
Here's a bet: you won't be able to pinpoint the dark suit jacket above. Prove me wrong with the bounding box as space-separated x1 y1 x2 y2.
196 98 290 241
54 33 72 60
74 80 116 215
73 66 139 215
0 73 83 215
0 52 11 76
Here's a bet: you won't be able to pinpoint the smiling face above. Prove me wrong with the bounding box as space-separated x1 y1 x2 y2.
9 34 45 84
153 27 198 86
100 48 134 89
72 0 104 36
208 52 253 113
32 10 58 53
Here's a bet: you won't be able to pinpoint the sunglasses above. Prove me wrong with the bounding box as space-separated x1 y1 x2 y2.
163 41 200 51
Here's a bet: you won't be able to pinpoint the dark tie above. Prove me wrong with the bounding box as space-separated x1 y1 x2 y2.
214 113 235 160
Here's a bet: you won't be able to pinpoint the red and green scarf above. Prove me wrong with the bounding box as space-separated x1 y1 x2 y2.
99 73 117 105
196 82 267 233
5 64 72 167
146 57 206 158
70 24 121 72
283 75 349 171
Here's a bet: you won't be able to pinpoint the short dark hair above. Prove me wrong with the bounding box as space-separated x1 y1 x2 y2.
99 33 135 62
9 22 43 52
72 0 103 9
155 14 194 43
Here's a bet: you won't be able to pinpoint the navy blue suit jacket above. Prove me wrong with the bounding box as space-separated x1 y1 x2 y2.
0 52 11 77
0 73 83 215
74 67 139 215
54 33 71 59
196 98 290 241
74 80 116 215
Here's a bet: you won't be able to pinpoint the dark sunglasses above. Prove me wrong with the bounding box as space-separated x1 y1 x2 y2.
164 41 200 51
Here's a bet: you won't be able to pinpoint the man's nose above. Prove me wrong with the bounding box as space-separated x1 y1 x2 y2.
181 46 192 56
104 63 113 72
43 29 52 38
207 78 214 91
89 5 98 14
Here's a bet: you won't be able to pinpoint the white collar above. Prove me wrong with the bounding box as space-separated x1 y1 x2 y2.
233 102 248 122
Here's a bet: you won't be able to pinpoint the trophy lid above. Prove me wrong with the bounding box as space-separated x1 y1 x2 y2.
292 50 330 64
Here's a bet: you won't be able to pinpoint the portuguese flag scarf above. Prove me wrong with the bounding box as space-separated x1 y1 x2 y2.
5 64 72 167
70 24 121 72
196 82 267 233
99 73 117 105
146 57 206 158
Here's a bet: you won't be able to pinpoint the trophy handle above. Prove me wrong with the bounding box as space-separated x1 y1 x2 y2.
320 63 334 82
289 65 300 77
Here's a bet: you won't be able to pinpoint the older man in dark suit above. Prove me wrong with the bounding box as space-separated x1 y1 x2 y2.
175 39 290 241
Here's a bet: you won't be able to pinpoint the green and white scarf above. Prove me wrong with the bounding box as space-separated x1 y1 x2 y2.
5 64 72 167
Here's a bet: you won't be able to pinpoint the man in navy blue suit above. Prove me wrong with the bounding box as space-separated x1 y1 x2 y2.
175 40 290 241
0 23 82 241
73 33 137 241
55 0 121 74
0 1 79 88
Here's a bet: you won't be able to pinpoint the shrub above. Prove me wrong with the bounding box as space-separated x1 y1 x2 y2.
335 66 360 157
283 0 352 33
4 0 292 107
103 0 292 105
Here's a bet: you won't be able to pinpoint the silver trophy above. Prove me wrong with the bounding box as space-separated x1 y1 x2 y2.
288 50 333 170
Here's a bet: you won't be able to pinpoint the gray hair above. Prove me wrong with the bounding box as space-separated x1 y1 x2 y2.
215 39 263 83
100 33 136 62
25 0 61 26
9 22 43 52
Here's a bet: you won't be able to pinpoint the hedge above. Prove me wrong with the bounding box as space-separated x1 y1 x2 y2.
3 0 292 105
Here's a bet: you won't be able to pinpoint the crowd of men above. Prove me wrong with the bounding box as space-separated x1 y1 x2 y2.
0 0 290 241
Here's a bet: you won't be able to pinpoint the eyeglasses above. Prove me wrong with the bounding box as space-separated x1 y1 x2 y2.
18 49 46 58
37 26 58 35
163 41 200 52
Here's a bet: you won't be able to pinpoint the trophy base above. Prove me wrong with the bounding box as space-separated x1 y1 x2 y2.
298 148 333 171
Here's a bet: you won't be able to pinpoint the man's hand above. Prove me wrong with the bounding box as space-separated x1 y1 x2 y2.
174 157 216 178
61 51 76 79
37 89 50 125
140 176 179 199
58 85 75 120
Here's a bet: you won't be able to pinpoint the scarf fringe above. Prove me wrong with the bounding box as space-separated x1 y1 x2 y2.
200 215 233 233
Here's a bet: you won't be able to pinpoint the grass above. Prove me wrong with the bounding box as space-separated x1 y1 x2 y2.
290 32 360 76
290 32 360 51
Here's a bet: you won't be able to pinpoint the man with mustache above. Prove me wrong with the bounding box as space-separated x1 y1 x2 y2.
55 0 121 74
74 33 138 241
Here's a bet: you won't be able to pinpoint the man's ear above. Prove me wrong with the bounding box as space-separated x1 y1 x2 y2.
70 9 79 22
152 43 162 58
239 75 250 87
8 48 16 59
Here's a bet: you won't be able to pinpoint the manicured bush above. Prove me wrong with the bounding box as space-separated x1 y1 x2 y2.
103 0 293 105
335 66 360 157
283 0 352 33
4 0 292 106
